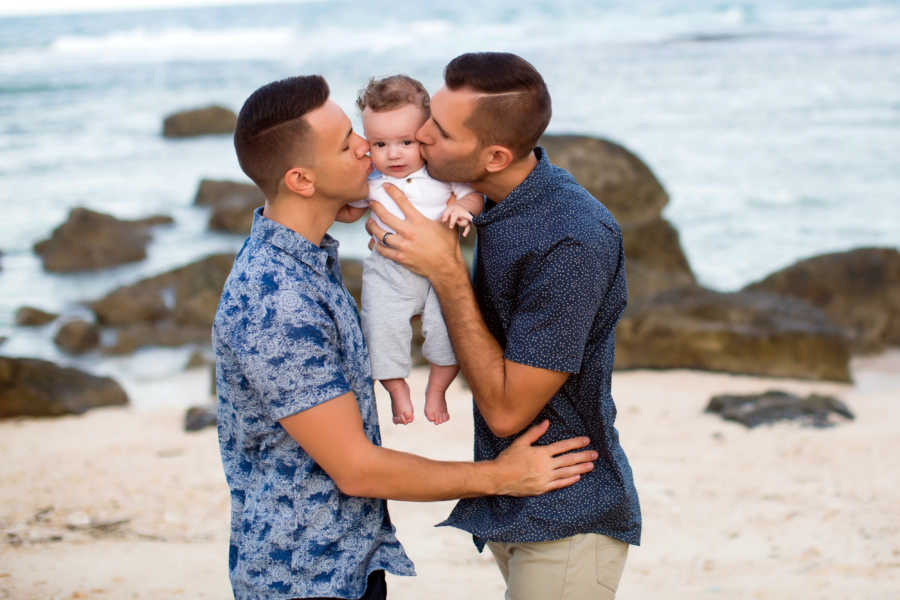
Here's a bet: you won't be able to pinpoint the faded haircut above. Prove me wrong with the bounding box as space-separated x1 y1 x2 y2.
233 75 329 199
444 52 551 159
356 74 430 115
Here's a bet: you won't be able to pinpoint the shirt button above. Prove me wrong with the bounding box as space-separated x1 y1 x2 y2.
407 178 412 183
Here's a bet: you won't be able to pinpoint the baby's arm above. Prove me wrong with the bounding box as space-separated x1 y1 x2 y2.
335 202 369 223
440 191 483 237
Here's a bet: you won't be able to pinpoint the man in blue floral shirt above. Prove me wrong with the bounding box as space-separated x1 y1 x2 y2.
213 75 599 600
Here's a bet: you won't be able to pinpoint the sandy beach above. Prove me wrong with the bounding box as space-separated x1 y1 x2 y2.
1 352 898 599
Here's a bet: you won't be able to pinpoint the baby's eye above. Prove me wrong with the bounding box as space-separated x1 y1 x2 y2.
402 140 416 146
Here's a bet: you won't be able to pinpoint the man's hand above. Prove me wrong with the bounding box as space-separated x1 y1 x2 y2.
365 183 464 280
493 420 597 497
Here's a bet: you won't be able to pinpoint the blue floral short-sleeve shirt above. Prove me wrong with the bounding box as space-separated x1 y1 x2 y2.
213 208 414 599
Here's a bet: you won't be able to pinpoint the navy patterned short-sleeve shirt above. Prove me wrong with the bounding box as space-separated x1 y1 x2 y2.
440 147 642 549
214 208 414 599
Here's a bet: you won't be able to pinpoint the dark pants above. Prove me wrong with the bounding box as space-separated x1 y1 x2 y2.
295 570 387 600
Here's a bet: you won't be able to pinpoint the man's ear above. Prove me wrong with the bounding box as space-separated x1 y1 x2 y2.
282 166 316 197
482 145 514 173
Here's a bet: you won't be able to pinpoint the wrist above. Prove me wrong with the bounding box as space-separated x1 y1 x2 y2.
476 458 505 497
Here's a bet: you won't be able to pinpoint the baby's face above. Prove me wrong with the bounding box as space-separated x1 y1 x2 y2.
362 104 427 179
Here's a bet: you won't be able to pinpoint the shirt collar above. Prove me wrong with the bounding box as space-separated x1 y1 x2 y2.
377 165 430 183
473 147 549 227
249 207 339 275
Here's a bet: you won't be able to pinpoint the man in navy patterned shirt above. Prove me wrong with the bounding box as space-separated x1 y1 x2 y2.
213 75 601 600
365 53 642 599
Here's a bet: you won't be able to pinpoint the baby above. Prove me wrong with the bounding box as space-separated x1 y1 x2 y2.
347 75 483 425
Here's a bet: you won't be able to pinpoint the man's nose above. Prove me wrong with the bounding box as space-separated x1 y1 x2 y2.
415 121 433 144
354 135 369 158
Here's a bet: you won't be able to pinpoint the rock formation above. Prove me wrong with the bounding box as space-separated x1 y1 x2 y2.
744 247 900 353
34 208 173 272
614 287 852 382
162 105 236 138
194 178 265 234
0 357 128 418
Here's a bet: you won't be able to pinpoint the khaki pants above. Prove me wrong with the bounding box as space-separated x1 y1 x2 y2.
487 533 628 600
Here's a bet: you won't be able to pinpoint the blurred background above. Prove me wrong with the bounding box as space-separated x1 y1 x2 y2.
1 0 898 384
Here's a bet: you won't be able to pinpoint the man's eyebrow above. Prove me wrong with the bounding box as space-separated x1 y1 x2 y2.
431 117 449 138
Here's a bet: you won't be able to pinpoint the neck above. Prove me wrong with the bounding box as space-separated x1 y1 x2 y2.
473 151 539 204
262 192 339 246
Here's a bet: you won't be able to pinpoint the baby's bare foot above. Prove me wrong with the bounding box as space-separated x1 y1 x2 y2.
381 378 413 425
424 393 450 425
391 394 414 425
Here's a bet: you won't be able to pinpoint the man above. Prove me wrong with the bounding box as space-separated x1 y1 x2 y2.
213 74 599 600
365 52 642 599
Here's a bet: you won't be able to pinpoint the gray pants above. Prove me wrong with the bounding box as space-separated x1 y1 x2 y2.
360 251 457 380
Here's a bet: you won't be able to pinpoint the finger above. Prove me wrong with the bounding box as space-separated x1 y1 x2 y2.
368 237 375 251
381 183 426 224
544 436 592 456
552 449 599 469
544 474 582 491
365 217 389 242
510 419 549 447
367 198 409 234
552 462 595 480
462 224 471 237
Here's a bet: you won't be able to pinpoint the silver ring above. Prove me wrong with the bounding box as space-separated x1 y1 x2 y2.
381 232 393 247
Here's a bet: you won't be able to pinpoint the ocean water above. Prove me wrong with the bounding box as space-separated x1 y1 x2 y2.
1 0 898 379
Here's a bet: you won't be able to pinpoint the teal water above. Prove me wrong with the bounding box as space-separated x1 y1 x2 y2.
1 0 898 376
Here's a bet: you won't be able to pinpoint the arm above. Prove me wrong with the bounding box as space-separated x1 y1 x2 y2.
279 391 596 500
366 184 569 437
454 190 484 217
440 191 483 237
334 203 368 223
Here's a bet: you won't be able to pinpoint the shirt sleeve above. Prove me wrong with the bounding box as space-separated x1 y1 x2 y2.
449 181 476 199
233 289 352 422
504 236 622 373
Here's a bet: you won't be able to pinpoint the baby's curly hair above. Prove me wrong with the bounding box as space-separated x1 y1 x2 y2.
356 74 430 115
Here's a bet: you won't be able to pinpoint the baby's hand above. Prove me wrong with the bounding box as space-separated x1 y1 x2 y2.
440 203 474 237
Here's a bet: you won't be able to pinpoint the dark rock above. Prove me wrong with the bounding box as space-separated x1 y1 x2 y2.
622 217 696 309
186 348 212 369
614 287 852 382
184 404 217 432
340 258 363 306
0 356 128 418
540 135 668 227
15 306 58 326
744 247 900 353
162 105 236 138
194 179 265 234
91 253 234 327
53 320 100 355
89 254 234 354
705 390 854 428
33 208 174 272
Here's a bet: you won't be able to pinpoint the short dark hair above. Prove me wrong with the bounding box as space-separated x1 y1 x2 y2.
444 52 551 159
356 74 430 115
233 75 329 199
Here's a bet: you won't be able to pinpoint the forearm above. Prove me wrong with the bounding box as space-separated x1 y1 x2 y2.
455 192 484 216
342 444 502 500
429 257 513 428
